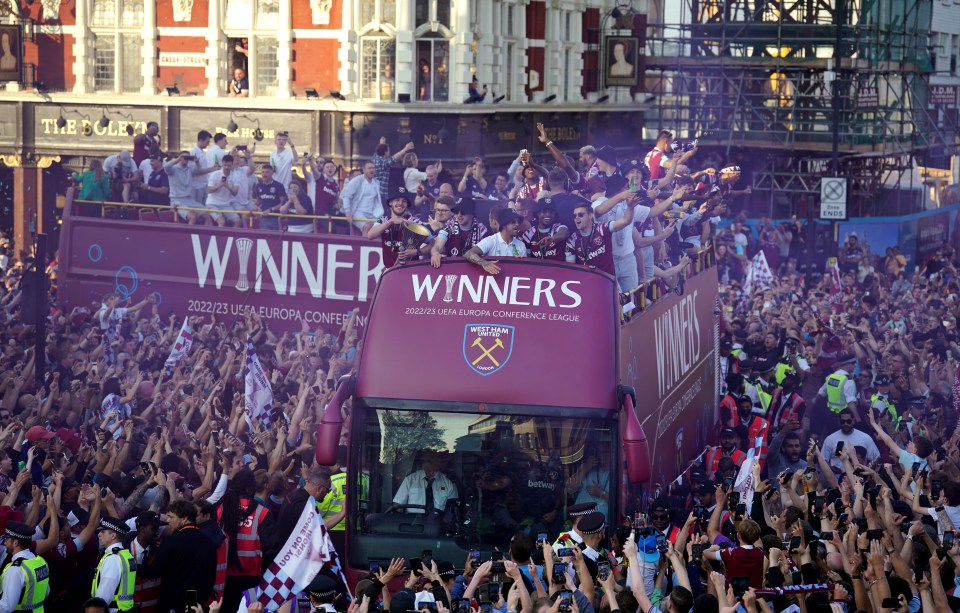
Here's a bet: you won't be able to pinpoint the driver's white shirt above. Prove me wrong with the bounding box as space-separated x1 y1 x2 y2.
393 469 458 513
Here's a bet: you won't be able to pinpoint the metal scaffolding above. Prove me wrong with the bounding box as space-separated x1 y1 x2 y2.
642 0 955 217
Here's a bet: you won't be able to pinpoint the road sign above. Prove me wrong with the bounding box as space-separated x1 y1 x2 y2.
820 177 847 220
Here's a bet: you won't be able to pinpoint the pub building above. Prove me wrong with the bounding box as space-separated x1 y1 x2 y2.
0 0 651 255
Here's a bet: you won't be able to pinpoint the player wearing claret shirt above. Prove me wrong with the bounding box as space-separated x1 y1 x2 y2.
429 197 488 261
565 199 640 282
366 187 427 268
313 159 341 216
644 130 697 181
522 201 569 261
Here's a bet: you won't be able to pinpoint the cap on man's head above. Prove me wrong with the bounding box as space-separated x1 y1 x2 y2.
720 166 741 174
720 337 733 350
621 159 645 173
25 426 55 444
387 187 412 205
55 427 81 454
97 515 129 535
389 587 416 613
837 353 856 365
3 521 32 541
648 497 671 513
875 374 891 386
738 358 754 370
306 574 338 602
568 502 597 517
454 197 476 215
578 512 605 534
595 145 618 166
437 560 457 578
753 357 775 374
118 150 132 160
719 428 737 438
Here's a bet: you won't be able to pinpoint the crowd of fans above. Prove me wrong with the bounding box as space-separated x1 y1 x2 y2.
13 119 960 613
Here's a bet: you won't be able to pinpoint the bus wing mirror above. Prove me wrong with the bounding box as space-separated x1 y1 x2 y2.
315 375 355 465
622 389 650 484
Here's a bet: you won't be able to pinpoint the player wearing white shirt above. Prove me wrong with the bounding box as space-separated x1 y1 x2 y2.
206 155 242 227
270 132 297 188
465 208 529 275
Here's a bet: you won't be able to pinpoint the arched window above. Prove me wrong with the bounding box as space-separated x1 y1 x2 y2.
358 0 397 101
91 0 143 92
414 0 452 102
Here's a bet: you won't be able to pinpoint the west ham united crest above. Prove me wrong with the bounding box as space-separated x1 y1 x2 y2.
462 324 515 375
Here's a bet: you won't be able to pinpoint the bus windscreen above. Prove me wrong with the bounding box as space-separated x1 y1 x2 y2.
349 407 616 566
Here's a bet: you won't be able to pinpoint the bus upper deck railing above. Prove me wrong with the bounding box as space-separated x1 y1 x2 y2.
67 196 716 322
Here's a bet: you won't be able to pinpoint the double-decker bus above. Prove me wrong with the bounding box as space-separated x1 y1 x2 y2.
315 257 721 575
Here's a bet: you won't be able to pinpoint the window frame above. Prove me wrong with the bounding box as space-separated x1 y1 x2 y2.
90 0 143 93
223 0 281 97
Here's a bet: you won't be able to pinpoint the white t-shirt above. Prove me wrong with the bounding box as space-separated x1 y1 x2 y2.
404 168 427 192
189 145 211 189
270 148 295 188
206 169 241 207
206 144 227 168
821 429 881 471
592 198 640 257
231 167 254 209
475 233 529 258
137 159 152 182
103 154 137 178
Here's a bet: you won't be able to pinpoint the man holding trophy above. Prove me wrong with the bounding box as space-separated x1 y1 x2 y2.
366 187 432 267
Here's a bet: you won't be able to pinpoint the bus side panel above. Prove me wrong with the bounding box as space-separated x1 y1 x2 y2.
58 214 381 331
619 270 720 489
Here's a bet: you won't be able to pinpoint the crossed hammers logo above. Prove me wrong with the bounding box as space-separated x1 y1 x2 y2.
470 336 504 367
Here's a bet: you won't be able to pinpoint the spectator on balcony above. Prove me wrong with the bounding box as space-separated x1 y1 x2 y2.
466 76 487 103
228 67 249 98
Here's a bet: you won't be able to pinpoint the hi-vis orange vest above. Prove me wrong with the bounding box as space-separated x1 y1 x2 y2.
218 498 269 576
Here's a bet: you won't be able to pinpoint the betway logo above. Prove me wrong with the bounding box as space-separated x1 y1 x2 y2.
410 273 582 308
191 235 383 300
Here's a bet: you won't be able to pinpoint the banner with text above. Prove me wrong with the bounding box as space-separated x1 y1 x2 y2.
619 270 720 486
58 212 384 332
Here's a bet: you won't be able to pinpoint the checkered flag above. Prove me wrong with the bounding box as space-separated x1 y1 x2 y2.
244 339 274 430
256 496 346 610
742 250 774 295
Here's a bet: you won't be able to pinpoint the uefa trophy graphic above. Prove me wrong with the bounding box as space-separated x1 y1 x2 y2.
235 238 253 291
443 274 458 303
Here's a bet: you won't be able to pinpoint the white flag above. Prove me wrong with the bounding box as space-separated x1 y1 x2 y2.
163 320 193 373
257 496 331 610
743 250 774 295
244 340 273 429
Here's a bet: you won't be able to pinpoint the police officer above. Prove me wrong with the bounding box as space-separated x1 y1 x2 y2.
92 516 137 612
819 353 859 421
870 374 899 427
552 502 596 551
0 521 49 613
304 574 339 613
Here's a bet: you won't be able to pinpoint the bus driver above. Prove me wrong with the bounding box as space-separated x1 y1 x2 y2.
393 451 459 514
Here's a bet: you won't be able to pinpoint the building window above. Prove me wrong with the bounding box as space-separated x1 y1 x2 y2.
91 0 143 93
361 0 396 26
93 35 115 91
361 36 396 101
416 38 449 101
505 43 514 101
224 0 283 96
563 47 572 101
255 37 278 96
